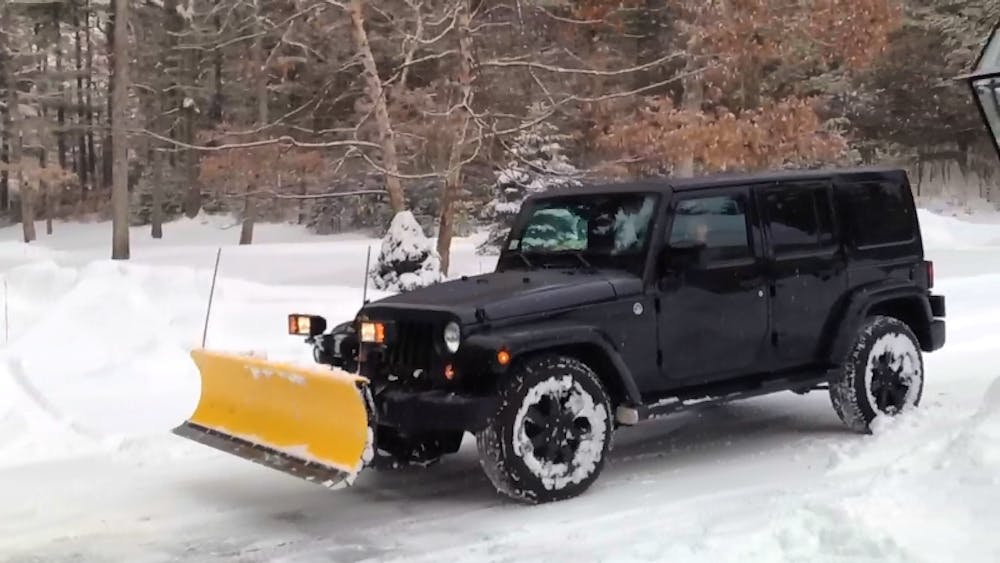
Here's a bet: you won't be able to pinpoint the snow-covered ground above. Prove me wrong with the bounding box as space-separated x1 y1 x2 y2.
0 210 997 563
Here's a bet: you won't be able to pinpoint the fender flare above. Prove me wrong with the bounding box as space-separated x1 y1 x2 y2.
824 281 932 363
461 323 644 406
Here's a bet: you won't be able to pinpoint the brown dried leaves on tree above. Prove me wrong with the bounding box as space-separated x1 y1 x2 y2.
596 96 848 176
198 139 328 203
592 0 902 176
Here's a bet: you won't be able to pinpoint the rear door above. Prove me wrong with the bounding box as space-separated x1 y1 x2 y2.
758 180 846 369
656 186 770 385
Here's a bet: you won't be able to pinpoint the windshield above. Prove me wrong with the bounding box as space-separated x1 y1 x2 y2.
502 192 659 271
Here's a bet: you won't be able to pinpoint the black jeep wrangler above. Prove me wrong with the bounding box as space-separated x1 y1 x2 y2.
310 167 946 503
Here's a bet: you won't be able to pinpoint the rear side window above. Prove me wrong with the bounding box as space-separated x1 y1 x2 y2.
669 194 752 261
763 184 835 254
838 180 915 247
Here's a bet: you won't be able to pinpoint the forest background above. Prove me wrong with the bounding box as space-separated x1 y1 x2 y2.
1 0 997 269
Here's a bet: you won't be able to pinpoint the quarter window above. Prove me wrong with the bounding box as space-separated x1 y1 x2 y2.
669 194 752 261
838 180 915 247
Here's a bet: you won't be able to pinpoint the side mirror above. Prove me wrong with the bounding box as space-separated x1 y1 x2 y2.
659 240 707 275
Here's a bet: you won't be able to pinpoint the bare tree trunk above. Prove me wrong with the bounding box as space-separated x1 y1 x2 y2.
297 181 307 224
239 184 256 245
39 147 52 235
209 14 224 123
677 36 703 178
150 145 163 238
102 8 114 191
0 4 11 213
436 1 473 276
348 0 405 215
53 5 67 171
44 184 53 235
5 40 34 242
85 0 97 192
74 3 88 192
110 0 130 259
19 175 35 244
181 61 199 218
0 132 8 212
240 0 268 246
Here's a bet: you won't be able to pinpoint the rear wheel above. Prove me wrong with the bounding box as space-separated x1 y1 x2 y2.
476 354 612 504
830 315 925 433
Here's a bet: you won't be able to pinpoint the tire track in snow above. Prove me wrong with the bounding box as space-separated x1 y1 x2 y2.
5 356 100 441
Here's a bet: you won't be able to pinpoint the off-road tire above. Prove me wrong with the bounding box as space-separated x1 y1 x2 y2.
475 354 612 504
830 315 925 433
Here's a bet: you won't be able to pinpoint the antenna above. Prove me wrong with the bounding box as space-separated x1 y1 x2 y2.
201 248 222 348
362 244 372 305
3 278 8 345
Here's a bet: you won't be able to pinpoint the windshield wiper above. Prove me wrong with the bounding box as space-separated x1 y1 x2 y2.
510 250 535 269
569 251 593 269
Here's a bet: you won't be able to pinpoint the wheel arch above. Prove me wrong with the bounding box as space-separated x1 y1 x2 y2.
825 282 935 363
463 324 643 407
523 343 632 408
865 297 932 348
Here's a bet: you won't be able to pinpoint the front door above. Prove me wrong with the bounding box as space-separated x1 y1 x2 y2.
656 187 769 385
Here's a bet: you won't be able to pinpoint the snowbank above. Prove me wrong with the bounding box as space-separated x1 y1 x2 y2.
0 258 379 467
918 209 1000 249
0 216 492 469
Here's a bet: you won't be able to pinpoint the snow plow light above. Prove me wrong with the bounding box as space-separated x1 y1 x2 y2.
360 321 385 343
289 314 326 337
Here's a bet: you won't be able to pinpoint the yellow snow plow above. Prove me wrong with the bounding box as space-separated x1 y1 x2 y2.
173 348 371 487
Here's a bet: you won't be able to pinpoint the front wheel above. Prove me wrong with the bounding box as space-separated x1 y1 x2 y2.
476 355 612 504
830 315 925 433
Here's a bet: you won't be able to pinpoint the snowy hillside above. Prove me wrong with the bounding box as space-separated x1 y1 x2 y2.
0 211 998 562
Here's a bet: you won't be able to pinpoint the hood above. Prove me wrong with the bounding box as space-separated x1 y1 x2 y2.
361 269 642 324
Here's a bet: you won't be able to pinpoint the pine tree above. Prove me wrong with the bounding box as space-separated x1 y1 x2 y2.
369 211 442 292
478 108 580 254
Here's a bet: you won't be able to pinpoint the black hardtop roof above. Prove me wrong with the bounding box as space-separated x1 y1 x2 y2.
531 166 908 199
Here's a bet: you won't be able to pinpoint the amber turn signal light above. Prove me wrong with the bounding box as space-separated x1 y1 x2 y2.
497 349 511 366
444 363 456 380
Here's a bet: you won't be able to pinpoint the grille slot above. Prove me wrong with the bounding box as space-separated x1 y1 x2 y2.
387 320 436 374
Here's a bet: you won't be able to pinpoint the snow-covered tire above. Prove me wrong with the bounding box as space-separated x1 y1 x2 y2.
475 354 612 504
830 315 925 433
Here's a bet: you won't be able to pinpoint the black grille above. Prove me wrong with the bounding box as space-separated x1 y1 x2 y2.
387 320 437 374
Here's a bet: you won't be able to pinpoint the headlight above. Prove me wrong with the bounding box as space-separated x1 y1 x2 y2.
360 321 385 343
443 321 461 353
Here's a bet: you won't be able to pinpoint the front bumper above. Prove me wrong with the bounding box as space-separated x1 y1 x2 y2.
374 389 498 433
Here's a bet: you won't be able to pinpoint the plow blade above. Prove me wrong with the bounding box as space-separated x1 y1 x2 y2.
173 349 370 488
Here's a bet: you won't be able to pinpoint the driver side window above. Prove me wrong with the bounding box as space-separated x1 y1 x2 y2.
669 194 752 262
